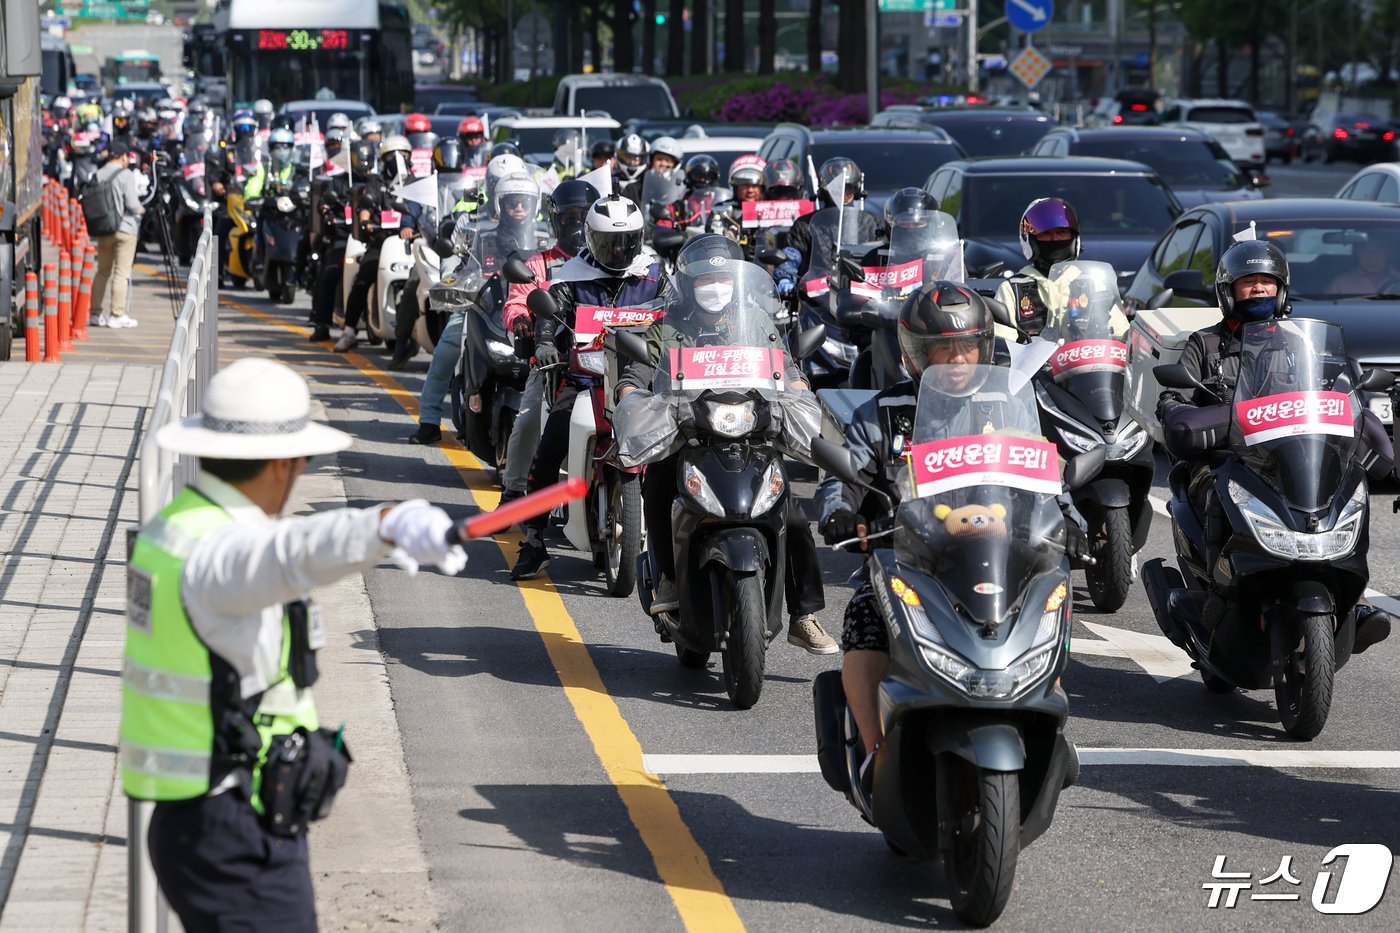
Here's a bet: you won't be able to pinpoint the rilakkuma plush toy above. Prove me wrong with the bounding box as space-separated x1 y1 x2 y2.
933 502 1008 539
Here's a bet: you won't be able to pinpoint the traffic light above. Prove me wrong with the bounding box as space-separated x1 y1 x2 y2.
655 13 666 24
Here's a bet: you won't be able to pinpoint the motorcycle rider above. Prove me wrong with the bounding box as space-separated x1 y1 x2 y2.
493 179 600 499
614 236 837 651
993 197 1129 341
818 284 1091 770
458 117 490 166
309 140 375 342
243 127 295 201
252 98 275 132
404 112 438 152
774 158 882 299
548 128 583 180
1156 239 1394 650
590 139 617 171
335 135 419 352
510 194 670 579
614 133 649 202
355 118 384 145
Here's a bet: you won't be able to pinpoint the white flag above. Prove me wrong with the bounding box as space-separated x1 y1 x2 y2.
330 145 351 175
577 164 613 198
394 173 440 209
824 172 846 208
538 167 561 195
1232 221 1257 242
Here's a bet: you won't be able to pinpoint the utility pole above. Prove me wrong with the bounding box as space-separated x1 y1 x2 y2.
867 0 879 119
967 0 979 93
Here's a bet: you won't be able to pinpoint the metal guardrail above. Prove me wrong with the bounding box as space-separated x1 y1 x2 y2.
130 206 219 933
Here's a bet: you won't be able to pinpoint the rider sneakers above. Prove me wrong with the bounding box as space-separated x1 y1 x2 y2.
333 327 359 353
1353 605 1393 654
788 614 838 655
510 541 551 580
650 577 680 615
408 423 442 445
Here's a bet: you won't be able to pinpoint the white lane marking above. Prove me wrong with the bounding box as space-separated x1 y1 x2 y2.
1148 494 1169 517
642 750 1400 774
1075 620 1198 683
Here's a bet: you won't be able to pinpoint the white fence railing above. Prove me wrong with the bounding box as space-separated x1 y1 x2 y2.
130 206 219 933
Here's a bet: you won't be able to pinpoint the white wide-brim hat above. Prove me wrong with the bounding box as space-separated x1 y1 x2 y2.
155 357 353 459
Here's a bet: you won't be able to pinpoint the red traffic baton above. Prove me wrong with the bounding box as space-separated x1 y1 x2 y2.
448 477 588 542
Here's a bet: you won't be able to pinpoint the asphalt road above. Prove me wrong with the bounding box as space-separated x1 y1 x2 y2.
205 161 1400 931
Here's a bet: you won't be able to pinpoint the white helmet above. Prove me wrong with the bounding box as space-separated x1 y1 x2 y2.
485 153 527 203
326 111 353 132
650 136 683 166
253 99 274 116
584 194 645 273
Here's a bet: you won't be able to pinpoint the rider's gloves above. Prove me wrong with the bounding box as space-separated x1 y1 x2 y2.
776 279 794 298
533 341 560 367
822 509 863 546
380 499 468 576
1064 516 1092 566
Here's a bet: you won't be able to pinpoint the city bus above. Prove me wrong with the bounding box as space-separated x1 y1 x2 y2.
211 0 414 113
101 50 162 93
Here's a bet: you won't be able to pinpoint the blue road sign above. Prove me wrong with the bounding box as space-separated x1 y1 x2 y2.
1006 0 1053 33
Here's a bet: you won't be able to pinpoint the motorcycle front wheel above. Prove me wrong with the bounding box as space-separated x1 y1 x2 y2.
601 469 641 597
1086 506 1133 613
720 569 767 709
1275 613 1335 741
946 763 1020 928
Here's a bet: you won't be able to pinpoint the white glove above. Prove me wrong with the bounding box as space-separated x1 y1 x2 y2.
380 499 467 576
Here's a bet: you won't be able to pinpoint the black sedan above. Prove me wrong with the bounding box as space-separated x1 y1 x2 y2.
1300 112 1399 164
1124 198 1400 415
870 106 1056 156
1028 126 1265 209
921 156 1182 281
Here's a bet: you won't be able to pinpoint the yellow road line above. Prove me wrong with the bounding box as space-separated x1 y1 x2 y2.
222 295 745 932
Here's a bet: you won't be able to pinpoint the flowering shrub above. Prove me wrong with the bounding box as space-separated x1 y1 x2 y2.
711 79 928 126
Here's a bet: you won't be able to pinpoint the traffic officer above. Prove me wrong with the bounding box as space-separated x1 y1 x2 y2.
121 358 466 931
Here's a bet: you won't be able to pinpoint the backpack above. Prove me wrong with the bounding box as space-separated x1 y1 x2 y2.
78 170 123 237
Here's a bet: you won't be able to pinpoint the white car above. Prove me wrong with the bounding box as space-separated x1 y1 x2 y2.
1160 98 1266 170
675 133 761 178
490 115 622 168
1337 163 1400 203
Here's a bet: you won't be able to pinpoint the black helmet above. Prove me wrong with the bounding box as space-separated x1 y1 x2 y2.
1215 239 1290 322
676 233 745 275
817 157 864 204
683 154 720 190
590 139 616 161
432 138 464 173
489 141 522 160
1019 197 1080 274
897 281 995 379
885 187 939 227
548 179 602 257
762 158 803 199
350 140 378 181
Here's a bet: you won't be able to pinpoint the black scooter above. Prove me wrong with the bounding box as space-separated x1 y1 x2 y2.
448 252 530 471
809 406 1103 927
257 176 310 305
1143 318 1392 740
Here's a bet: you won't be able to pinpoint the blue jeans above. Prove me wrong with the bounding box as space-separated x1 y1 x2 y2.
420 310 464 427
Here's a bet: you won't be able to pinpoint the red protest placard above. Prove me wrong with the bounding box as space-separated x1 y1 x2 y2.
573 305 666 344
851 258 924 298
1235 391 1353 446
380 209 402 229
741 199 815 228
1050 339 1129 380
463 165 487 183
410 148 433 177
667 346 786 391
911 435 1062 498
181 162 206 179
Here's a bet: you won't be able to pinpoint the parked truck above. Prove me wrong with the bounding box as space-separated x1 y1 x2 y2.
0 1 44 360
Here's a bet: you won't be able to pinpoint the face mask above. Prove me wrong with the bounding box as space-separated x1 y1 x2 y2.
694 282 733 313
1233 295 1278 322
1036 238 1076 268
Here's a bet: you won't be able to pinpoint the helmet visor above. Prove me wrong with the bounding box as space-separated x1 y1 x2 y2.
589 228 644 272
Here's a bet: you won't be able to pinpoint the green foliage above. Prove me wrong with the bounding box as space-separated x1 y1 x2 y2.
491 74 562 108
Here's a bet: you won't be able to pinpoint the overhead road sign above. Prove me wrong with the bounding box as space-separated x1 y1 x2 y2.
1006 0 1053 33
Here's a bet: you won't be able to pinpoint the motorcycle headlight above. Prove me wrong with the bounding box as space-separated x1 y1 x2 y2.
682 461 725 517
1228 479 1365 561
576 349 607 375
390 261 413 274
702 400 757 438
1109 420 1149 459
276 195 294 213
919 642 1058 700
750 461 785 516
486 338 514 357
1057 423 1099 453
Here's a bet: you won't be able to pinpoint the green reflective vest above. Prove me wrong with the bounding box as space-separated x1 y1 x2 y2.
121 486 318 806
243 162 294 201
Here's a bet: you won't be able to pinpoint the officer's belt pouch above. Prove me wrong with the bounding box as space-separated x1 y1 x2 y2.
1162 404 1229 461
259 727 352 838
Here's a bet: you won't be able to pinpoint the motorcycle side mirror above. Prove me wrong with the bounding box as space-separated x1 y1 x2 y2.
758 248 787 265
1359 367 1396 392
614 328 650 365
810 437 863 486
503 256 535 285
1154 363 1205 392
433 239 454 259
1146 287 1175 311
1161 269 1211 301
838 255 866 283
981 260 1007 278
648 203 670 221
526 287 561 323
792 324 827 361
1063 447 1107 492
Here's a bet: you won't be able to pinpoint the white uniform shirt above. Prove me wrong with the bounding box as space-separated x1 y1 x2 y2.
180 471 392 701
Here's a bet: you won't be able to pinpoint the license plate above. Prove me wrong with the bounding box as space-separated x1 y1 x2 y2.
1369 396 1392 423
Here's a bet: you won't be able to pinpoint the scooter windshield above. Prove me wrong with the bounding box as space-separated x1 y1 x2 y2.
641 170 687 221
1040 260 1130 423
896 366 1067 627
435 172 465 227
1230 318 1361 515
888 210 965 282
800 206 871 297
652 261 788 398
472 214 543 276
